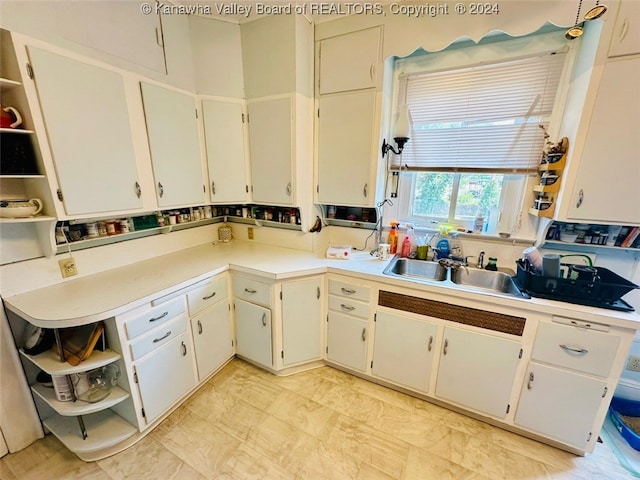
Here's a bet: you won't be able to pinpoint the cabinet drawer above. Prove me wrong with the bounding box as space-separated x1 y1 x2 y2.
328 294 370 319
187 276 228 315
125 297 185 340
130 315 188 361
531 321 621 377
328 279 370 303
233 276 271 307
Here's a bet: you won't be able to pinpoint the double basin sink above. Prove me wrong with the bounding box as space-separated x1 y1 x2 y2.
383 257 529 299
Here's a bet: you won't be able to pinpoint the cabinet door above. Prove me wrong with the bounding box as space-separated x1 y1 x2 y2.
191 301 233 381
567 57 640 224
608 0 640 57
435 327 521 418
27 47 142 216
140 82 205 208
326 311 368 372
372 310 437 393
234 298 272 368
515 363 607 449
135 331 196 424
247 97 293 205
281 277 322 366
319 27 382 94
202 99 249 204
317 90 378 206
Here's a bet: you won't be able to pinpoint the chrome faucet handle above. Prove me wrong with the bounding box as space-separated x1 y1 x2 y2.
463 255 474 266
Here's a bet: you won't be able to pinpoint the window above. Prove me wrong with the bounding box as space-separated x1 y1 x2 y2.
389 31 569 233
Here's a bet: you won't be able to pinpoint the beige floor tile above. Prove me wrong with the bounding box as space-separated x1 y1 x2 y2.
97 434 203 480
403 446 492 480
310 365 358 386
325 414 410 479
0 433 65 478
212 444 295 480
266 389 339 441
350 378 420 413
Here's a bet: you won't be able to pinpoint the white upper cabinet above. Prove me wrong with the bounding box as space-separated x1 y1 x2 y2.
140 82 206 208
566 56 640 225
26 46 143 216
608 0 640 57
202 98 249 204
317 90 379 206
247 96 294 205
319 27 382 94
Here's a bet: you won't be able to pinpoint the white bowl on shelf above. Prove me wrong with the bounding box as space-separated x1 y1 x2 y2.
560 232 578 243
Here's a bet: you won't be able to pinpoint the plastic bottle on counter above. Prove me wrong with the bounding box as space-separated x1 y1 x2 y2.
474 211 485 233
388 221 399 254
400 235 411 258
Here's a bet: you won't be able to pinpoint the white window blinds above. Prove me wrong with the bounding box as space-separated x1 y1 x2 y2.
393 51 566 172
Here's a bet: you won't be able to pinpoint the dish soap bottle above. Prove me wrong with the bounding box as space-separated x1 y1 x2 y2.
400 235 411 258
388 221 399 254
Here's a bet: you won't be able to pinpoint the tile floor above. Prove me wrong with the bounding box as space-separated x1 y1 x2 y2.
0 358 636 479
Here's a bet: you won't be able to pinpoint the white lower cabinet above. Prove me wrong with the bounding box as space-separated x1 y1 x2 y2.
190 301 233 381
371 310 437 393
234 298 273 368
134 330 196 425
515 363 607 449
435 326 522 418
326 312 369 372
281 277 323 366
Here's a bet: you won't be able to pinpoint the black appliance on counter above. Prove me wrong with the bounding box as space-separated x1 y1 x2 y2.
515 259 638 312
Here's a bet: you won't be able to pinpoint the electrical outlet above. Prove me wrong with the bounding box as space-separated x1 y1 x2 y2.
627 355 640 372
58 257 78 278
248 227 254 240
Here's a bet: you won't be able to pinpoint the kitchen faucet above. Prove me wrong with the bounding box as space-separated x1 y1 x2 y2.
477 251 485 269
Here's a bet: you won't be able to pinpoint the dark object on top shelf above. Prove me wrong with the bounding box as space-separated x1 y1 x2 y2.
0 133 39 175
515 259 638 312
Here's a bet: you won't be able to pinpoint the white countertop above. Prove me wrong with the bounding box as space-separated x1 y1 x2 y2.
4 241 640 330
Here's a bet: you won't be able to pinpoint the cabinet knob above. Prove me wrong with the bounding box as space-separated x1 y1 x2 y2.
363 183 368 198
135 181 142 199
443 338 448 355
197 320 203 335
262 313 267 327
181 341 187 356
428 336 433 352
286 182 292 196
317 286 321 300
158 182 165 198
211 181 216 195
361 328 367 342
576 189 583 208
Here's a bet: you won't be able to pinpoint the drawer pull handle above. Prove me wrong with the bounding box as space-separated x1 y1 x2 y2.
149 311 169 323
317 286 321 300
341 287 356 295
181 341 187 356
428 336 433 352
527 372 534 390
197 320 203 335
261 313 267 327
202 291 217 300
443 338 448 355
361 328 367 342
153 330 172 343
559 344 589 355
244 288 257 294
340 304 355 311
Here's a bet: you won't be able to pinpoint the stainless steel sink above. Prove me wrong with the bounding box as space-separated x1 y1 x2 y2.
450 267 528 298
383 257 528 299
383 258 447 282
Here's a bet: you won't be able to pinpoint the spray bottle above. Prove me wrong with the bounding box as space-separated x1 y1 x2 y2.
388 221 399 254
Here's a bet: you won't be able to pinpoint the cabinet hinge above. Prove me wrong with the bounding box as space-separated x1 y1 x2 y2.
317 108 320 118
280 291 283 300
370 360 373 368
326 346 328 354
326 314 329 322
203 184 205 193
506 404 510 414
228 303 231 311
242 113 245 123
56 189 64 201
518 348 523 359
231 339 234 347
374 313 377 322
245 185 249 193
195 108 198 119
26 63 34 79
281 350 284 359
134 372 138 384
602 386 608 398
141 408 146 418
317 185 319 194
587 432 592 442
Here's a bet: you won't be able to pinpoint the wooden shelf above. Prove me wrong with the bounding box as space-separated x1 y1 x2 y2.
20 348 121 375
529 205 556 218
530 138 568 220
42 410 137 457
0 127 34 134
0 174 46 179
0 216 56 224
538 154 566 171
32 383 130 416
533 183 560 194
0 77 21 90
